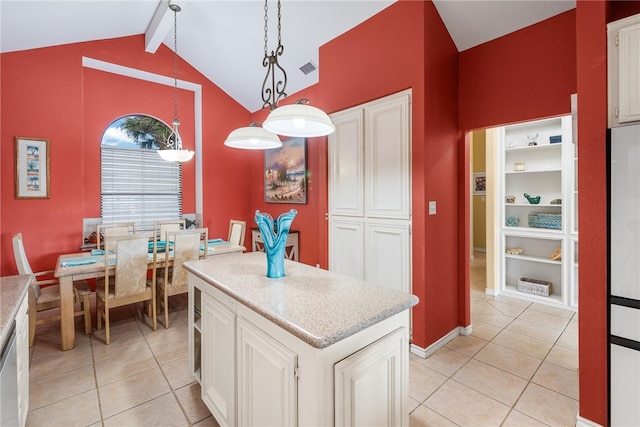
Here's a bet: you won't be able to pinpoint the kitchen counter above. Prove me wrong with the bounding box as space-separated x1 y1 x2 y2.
0 274 32 350
185 251 418 426
184 251 418 348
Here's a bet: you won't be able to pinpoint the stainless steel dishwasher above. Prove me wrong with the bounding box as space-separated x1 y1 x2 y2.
0 321 19 426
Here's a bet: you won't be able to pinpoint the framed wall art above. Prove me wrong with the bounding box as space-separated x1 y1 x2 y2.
15 137 50 199
473 172 486 195
264 137 307 204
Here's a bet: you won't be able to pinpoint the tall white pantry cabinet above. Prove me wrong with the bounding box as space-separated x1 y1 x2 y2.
496 114 578 309
328 90 412 295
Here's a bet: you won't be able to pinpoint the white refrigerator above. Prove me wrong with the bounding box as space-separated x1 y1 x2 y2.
608 124 640 426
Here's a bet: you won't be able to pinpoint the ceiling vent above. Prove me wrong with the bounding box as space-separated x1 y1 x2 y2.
299 61 318 75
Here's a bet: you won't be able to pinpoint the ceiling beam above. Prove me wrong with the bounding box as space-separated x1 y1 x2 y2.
145 0 186 53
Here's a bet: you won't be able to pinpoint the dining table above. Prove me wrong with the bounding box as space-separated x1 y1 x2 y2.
53 239 245 351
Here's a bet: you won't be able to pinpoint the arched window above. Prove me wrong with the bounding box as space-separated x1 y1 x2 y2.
101 115 182 232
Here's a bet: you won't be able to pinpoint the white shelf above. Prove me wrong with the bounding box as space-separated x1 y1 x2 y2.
506 143 562 152
504 205 562 208
503 226 564 235
503 284 564 305
505 169 562 174
505 253 561 265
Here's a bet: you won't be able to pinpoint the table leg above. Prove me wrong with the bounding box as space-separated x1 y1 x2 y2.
59 275 75 351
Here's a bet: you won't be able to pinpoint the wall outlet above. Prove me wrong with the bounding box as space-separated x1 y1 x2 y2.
429 201 436 215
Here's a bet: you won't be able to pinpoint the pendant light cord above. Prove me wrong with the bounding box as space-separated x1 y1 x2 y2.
172 4 179 123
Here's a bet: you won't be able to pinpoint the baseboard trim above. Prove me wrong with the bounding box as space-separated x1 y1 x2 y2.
576 415 603 427
459 324 472 336
485 288 499 296
410 327 460 358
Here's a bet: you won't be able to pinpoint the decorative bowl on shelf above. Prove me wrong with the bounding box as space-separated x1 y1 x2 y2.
524 193 540 204
550 198 562 205
506 216 520 227
505 195 515 204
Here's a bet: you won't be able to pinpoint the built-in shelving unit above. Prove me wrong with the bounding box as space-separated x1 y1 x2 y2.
497 114 578 309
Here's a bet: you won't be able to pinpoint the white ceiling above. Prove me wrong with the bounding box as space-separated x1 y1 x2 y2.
0 0 575 113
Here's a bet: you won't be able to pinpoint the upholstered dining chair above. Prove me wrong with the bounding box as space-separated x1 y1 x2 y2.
96 233 156 344
228 220 246 246
96 222 136 249
156 228 208 328
12 233 92 346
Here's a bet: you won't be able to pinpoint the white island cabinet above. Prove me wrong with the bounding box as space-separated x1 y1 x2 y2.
185 252 418 427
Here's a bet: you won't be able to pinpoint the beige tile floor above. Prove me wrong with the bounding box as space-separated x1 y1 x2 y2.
409 252 579 427
26 252 578 426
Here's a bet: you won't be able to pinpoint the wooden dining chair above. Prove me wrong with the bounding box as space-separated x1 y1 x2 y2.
156 228 208 328
12 233 92 346
154 219 186 241
96 222 136 249
228 220 246 246
96 233 156 344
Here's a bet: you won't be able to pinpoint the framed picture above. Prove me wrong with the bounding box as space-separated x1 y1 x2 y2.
264 137 307 204
473 172 486 195
15 137 50 199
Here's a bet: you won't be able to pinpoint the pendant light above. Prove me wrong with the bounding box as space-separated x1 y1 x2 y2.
224 122 282 150
158 2 194 163
260 0 335 138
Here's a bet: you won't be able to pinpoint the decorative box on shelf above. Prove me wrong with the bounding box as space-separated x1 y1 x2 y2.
517 277 552 297
528 212 562 229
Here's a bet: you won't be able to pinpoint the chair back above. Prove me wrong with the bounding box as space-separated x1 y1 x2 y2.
104 234 151 298
165 228 208 289
97 222 136 249
154 219 185 242
12 233 34 275
228 220 246 246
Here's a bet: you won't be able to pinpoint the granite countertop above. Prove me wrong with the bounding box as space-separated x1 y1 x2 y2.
184 252 419 349
0 274 33 349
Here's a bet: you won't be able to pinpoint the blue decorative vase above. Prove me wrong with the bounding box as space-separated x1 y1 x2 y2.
254 209 297 278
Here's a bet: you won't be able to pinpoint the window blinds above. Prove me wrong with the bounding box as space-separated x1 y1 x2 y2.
101 146 182 232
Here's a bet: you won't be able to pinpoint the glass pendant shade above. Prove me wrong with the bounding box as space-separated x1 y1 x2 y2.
158 118 194 162
263 102 335 137
158 148 194 162
224 124 282 150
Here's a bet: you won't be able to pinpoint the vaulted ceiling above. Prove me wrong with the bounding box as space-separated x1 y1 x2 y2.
0 0 576 112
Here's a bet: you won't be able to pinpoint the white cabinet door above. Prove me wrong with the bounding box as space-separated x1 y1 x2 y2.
237 318 297 427
201 292 236 427
608 14 640 126
329 109 365 217
365 93 411 220
618 20 640 123
16 294 29 427
335 328 408 427
329 218 365 280
365 221 410 293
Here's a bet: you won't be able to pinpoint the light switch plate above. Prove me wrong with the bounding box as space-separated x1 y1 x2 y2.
429 201 436 215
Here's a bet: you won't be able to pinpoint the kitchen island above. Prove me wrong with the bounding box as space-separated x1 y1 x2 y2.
184 252 418 427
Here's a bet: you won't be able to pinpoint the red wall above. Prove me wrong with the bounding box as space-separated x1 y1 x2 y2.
311 0 461 348
459 10 577 131
1 35 253 274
